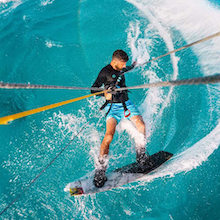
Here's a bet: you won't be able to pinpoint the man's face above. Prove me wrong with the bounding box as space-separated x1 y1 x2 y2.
115 59 127 71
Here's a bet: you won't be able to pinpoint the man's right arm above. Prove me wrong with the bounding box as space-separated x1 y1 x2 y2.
91 71 105 96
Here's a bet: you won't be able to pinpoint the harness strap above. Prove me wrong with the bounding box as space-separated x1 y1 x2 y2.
100 100 109 110
100 100 113 118
99 68 132 118
105 103 113 118
121 100 131 118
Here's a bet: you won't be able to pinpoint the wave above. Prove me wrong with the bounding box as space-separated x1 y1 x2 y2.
140 120 220 182
126 0 220 182
40 0 55 7
0 0 22 15
45 40 63 48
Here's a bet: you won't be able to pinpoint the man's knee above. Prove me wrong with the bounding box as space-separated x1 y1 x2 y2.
104 133 114 144
133 116 145 133
138 121 146 132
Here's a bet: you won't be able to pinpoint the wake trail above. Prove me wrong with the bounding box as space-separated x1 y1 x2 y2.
127 0 220 182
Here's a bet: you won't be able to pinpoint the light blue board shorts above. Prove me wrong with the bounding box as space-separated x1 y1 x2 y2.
105 100 140 123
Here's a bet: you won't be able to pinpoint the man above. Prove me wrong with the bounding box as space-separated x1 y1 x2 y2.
91 50 149 188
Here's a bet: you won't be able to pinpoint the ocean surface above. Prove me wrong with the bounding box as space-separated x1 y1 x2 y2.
0 0 220 219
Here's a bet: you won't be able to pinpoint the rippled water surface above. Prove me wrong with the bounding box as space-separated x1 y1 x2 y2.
0 0 220 219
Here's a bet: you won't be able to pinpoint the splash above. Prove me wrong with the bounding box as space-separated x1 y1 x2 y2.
40 0 55 7
127 0 220 75
126 5 179 142
140 120 220 182
127 0 220 182
0 0 22 15
45 40 63 48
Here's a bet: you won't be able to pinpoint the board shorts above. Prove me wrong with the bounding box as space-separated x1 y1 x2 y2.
105 100 140 123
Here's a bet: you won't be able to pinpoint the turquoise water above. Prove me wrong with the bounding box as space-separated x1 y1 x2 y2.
0 0 220 219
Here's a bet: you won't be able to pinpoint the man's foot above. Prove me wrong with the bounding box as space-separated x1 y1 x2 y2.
93 156 108 188
93 168 107 188
136 150 152 169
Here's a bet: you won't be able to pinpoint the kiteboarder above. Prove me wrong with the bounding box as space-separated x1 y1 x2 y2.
91 50 149 187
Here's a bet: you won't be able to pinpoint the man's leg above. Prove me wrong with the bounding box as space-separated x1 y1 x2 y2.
100 117 117 156
130 115 149 166
94 118 117 188
130 115 146 136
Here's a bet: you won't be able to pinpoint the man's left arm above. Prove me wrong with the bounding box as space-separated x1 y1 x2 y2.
121 61 137 73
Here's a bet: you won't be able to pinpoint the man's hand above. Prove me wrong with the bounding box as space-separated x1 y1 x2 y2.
104 89 112 100
121 61 137 73
132 61 137 67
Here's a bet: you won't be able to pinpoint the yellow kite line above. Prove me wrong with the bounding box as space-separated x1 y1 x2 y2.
0 91 105 125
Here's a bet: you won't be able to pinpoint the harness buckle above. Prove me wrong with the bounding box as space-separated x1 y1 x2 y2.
108 85 117 95
124 109 131 118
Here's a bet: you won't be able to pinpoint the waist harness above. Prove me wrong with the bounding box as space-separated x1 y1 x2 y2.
100 73 131 118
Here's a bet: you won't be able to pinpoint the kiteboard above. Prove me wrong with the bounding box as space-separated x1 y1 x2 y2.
64 151 173 196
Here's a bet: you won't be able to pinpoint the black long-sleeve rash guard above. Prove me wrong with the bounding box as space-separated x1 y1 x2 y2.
91 64 133 103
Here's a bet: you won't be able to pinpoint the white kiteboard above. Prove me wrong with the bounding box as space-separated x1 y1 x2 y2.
64 151 173 196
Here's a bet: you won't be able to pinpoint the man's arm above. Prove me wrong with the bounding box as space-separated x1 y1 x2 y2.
118 62 137 88
91 71 105 96
91 69 113 100
121 61 137 73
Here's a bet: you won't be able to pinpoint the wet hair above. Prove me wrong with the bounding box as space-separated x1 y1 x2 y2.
112 50 129 62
